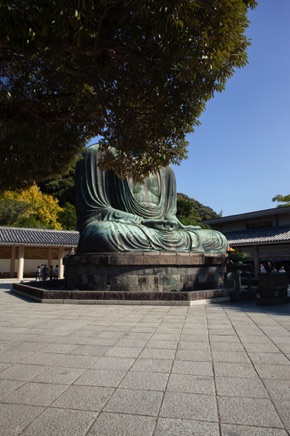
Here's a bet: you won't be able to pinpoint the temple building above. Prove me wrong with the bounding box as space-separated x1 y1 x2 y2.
205 206 290 277
0 227 79 279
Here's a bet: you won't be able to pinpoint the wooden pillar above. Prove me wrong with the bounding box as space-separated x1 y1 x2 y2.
47 247 52 270
10 246 16 278
58 247 65 279
17 245 25 280
253 245 260 278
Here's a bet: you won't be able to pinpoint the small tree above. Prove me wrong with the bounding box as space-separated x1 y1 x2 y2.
0 184 63 229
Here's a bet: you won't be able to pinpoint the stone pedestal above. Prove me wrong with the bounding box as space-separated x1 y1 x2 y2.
63 252 226 293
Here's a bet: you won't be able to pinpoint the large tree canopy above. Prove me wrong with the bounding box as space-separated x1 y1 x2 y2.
0 0 257 191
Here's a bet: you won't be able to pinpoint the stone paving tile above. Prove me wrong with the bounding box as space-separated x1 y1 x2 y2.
216 376 270 398
145 340 178 349
243 343 281 353
51 385 114 411
180 333 209 342
0 341 22 352
209 335 241 343
213 362 258 378
130 358 173 373
70 344 110 357
0 363 10 372
175 349 212 361
154 418 220 436
210 342 245 352
238 335 274 344
42 343 80 354
8 342 50 353
0 403 44 436
208 329 237 336
31 366 85 384
0 379 25 399
73 369 127 387
105 346 143 358
21 407 97 436
263 379 290 401
218 397 284 428
114 338 149 348
254 364 290 380
178 341 210 351
221 424 289 435
0 363 49 381
119 371 169 391
90 356 135 371
95 331 127 339
20 334 60 343
85 337 119 346
19 351 66 366
167 373 215 395
138 348 176 360
273 400 290 430
53 336 91 345
248 352 290 365
160 391 218 422
88 412 156 436
53 354 99 369
0 350 35 363
0 382 67 406
150 333 180 341
172 360 213 376
104 388 163 416
211 351 251 363
124 332 153 339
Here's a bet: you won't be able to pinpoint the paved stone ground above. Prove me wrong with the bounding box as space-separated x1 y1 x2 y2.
0 280 290 436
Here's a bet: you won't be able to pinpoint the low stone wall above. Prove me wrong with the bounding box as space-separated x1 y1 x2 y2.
63 252 227 292
12 282 229 305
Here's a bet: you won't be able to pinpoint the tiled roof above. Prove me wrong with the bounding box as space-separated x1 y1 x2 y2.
2 225 290 248
0 227 79 246
225 225 290 245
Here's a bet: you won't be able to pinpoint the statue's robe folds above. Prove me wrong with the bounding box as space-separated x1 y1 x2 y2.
75 145 228 253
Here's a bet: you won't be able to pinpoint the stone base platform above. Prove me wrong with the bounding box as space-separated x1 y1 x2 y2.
11 252 229 305
63 252 227 293
11 281 229 305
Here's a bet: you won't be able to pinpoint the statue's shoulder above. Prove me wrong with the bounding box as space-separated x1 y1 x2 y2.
84 143 100 155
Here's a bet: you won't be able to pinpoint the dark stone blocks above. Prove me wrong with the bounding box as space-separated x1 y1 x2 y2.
63 252 226 293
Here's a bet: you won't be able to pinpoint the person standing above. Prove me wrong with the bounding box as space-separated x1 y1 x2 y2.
35 266 41 281
260 264 267 273
54 265 59 279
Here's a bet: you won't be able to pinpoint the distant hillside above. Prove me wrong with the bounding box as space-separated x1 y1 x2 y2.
177 193 221 227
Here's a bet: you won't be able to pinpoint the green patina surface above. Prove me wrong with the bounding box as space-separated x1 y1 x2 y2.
75 144 228 254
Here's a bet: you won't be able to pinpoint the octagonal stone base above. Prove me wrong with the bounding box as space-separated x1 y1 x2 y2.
63 252 227 293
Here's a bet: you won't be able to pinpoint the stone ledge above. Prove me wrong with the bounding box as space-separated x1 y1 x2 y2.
12 282 229 305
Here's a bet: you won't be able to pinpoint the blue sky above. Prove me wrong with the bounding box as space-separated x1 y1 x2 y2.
89 1 290 218
173 0 290 217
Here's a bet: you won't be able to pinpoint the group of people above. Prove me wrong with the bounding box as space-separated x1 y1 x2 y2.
35 264 59 281
260 262 287 274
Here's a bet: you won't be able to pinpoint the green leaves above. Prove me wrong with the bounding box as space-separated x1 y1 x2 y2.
272 194 290 208
0 0 256 190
